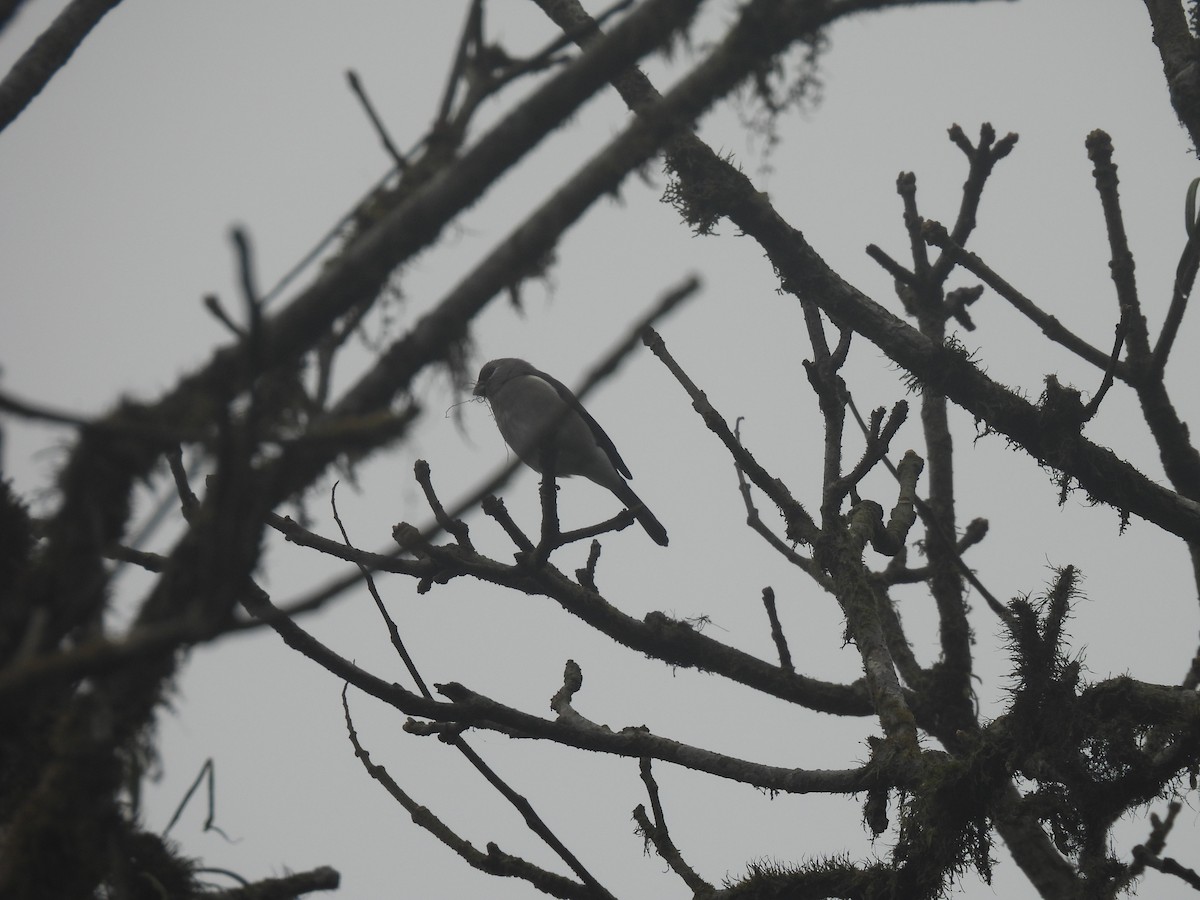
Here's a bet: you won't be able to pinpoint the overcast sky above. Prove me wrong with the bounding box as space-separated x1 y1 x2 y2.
3 2 1199 898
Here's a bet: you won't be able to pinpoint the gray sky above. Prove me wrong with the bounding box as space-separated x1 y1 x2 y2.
2 2 1198 898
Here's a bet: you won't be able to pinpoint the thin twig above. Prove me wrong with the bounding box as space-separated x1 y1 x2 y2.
1081 318 1129 422
897 171 930 283
761 587 794 672
167 445 200 520
634 758 714 894
105 544 166 572
330 483 431 698
532 447 563 567
1086 129 1150 366
161 759 232 842
1127 801 1181 883
346 69 407 170
929 123 1019 287
843 393 1013 627
646 328 818 545
480 495 535 552
921 220 1121 375
202 294 246 337
341 687 590 899
1151 186 1200 373
731 417 827 584
414 459 473 549
270 512 426 575
558 509 639 546
865 243 917 286
435 0 482 127
826 400 908 508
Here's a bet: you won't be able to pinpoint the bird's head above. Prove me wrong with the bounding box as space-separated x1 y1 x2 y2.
473 357 533 398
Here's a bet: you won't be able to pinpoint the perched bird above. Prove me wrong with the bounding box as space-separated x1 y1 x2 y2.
474 357 668 546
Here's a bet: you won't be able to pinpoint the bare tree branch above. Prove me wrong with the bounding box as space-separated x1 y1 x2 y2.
342 686 598 900
204 866 341 900
0 0 124 134
634 758 714 894
919 221 1123 374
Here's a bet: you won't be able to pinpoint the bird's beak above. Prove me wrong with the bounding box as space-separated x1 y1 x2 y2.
473 382 486 398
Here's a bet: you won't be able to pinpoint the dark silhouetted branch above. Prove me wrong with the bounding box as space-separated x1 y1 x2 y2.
0 0 124 134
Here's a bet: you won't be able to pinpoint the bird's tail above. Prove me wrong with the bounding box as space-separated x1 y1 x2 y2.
612 480 669 547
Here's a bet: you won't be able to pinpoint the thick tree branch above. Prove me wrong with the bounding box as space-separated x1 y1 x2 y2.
0 0 124 134
1142 0 1200 155
205 867 341 900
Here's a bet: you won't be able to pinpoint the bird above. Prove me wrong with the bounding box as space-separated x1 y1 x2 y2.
474 357 668 546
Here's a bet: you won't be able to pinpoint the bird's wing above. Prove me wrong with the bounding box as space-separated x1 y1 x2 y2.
532 366 633 480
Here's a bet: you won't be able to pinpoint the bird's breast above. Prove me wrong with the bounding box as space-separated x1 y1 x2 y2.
490 375 619 488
